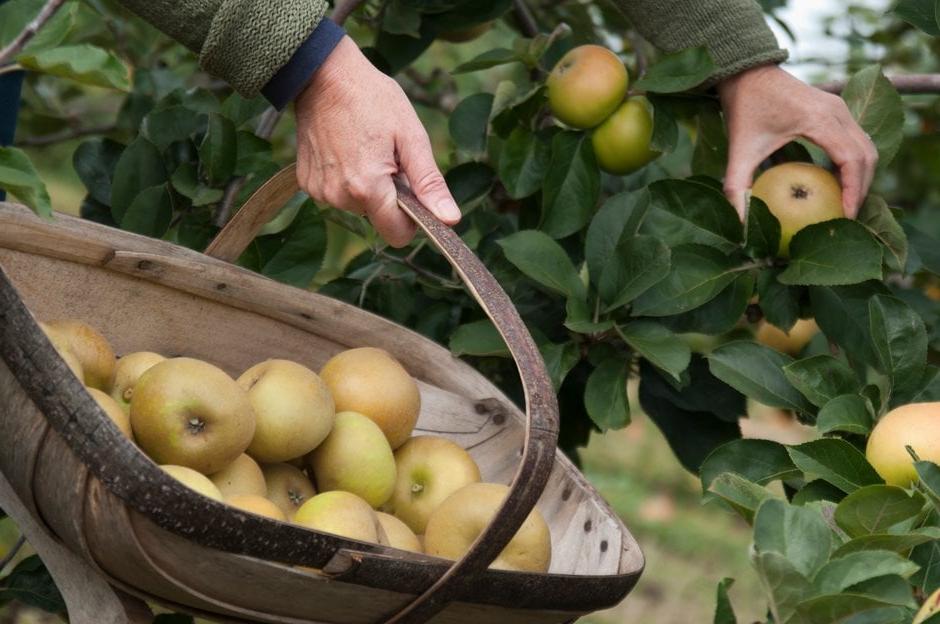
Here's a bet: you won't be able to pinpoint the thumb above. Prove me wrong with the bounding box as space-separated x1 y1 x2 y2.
723 143 764 221
397 130 461 225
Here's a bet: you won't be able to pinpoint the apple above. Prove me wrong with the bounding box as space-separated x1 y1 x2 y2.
424 482 551 572
319 348 420 449
307 411 396 509
755 318 819 357
237 359 335 463
866 402 940 486
390 435 481 534
750 162 844 257
60 349 84 381
225 494 286 521
547 45 628 129
210 453 267 498
262 462 317 519
43 320 116 391
111 351 165 412
590 96 658 175
292 491 381 543
87 387 133 440
130 358 256 474
161 464 223 502
438 21 493 43
914 588 940 624
376 512 422 553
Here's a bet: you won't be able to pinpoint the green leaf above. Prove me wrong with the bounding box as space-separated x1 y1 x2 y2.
788 438 884 494
220 93 270 127
708 341 814 414
257 193 305 237
584 358 630 431
497 230 585 298
497 127 552 199
453 48 521 73
745 196 781 259
911 538 940 594
244 201 326 288
631 245 741 317
643 354 745 422
585 190 650 284
783 355 859 408
757 269 800 332
778 219 884 286
445 162 495 207
235 131 273 176
708 472 778 522
813 550 919 594
660 271 755 336
797 593 913 622
383 0 422 37
0 555 66 613
713 578 737 624
817 394 875 435
617 321 690 381
691 102 728 179
142 106 207 151
647 95 680 153
915 462 940 513
0 147 52 218
170 164 224 207
540 132 600 238
859 195 908 271
120 185 172 237
0 0 77 55
449 93 494 153
792 480 847 506
598 235 670 310
893 0 940 35
564 297 614 334
110 137 166 223
700 439 799 491
646 179 743 253
810 282 891 369
870 294 928 402
633 46 717 93
18 44 131 90
841 65 904 165
73 138 123 207
199 113 237 186
753 498 832 577
540 341 580 391
834 485 926 538
834 528 940 557
751 551 814 624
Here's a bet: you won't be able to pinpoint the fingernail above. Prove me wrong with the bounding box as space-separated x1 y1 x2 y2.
436 199 461 223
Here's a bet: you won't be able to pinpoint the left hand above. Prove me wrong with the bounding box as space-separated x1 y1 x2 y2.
717 64 879 220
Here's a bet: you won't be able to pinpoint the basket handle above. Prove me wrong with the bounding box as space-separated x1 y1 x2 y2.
204 166 560 624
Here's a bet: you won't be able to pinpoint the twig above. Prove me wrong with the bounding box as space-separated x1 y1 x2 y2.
376 249 462 289
0 535 26 574
816 73 940 94
0 0 67 66
625 30 648 79
331 0 368 26
512 0 540 37
15 122 115 147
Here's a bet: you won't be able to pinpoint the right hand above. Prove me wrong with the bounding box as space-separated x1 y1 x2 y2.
294 36 461 247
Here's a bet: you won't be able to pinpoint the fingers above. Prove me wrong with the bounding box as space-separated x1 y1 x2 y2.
397 125 461 226
366 177 417 247
723 141 765 221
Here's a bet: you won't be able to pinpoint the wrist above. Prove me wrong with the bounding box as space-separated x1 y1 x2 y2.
717 63 782 102
262 21 346 111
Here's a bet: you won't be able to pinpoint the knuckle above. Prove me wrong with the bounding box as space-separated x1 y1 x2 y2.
411 169 447 195
343 175 374 203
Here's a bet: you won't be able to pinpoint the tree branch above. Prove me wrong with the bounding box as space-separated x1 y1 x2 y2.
512 0 540 37
0 535 26 574
15 122 115 147
0 0 67 66
816 73 940 94
331 0 367 27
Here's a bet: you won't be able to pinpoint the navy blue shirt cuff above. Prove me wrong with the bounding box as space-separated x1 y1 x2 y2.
262 19 346 111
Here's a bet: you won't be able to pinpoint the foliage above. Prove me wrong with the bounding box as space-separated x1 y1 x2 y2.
2 0 940 621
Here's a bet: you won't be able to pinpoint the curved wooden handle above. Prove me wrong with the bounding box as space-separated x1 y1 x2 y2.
205 166 560 624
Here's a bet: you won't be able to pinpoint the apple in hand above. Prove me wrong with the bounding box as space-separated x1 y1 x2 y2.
591 96 658 175
390 435 481 534
307 411 396 509
320 348 420 449
131 358 255 474
262 462 317 519
42 320 116 391
293 491 381 543
111 351 165 412
237 359 335 463
424 482 551 573
161 464 223 502
547 45 628 129
210 453 267 498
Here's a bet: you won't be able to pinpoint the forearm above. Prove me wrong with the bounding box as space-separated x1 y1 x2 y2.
614 0 787 85
115 0 330 97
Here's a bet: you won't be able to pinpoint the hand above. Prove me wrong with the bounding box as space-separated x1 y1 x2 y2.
717 64 878 220
294 36 461 247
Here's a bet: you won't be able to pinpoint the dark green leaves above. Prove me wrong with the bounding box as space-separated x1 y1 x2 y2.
817 394 875 435
0 147 52 218
783 355 859 408
841 65 905 166
598 235 670 311
73 138 124 206
453 48 521 74
540 132 600 238
449 320 508 357
498 127 552 199
646 179 743 253
0 555 66 613
239 201 326 288
834 485 926 538
869 295 928 403
708 341 814 414
584 358 630 431
199 114 237 186
700 439 799 492
631 245 741 317
585 190 649 283
745 197 781 258
449 93 494 153
110 137 166 223
754 498 832 576
893 0 940 34
779 220 883 286
787 439 883 493
859 196 908 270
617 321 690 381
633 46 717 93
498 230 585 298
120 185 172 237
18 44 131 91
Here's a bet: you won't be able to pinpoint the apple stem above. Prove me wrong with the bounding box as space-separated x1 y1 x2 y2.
187 417 205 434
411 483 424 494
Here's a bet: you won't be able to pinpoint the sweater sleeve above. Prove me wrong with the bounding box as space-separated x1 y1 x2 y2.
115 0 329 97
613 0 788 85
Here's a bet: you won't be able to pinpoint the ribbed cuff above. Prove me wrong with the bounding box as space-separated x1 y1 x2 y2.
262 19 346 110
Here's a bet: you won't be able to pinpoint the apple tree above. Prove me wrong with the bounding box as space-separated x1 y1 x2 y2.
2 0 940 621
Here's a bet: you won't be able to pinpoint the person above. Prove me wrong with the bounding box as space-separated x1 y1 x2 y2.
116 0 877 246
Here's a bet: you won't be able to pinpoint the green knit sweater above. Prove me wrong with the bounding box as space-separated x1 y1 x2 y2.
115 0 786 97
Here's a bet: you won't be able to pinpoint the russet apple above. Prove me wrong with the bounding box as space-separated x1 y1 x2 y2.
43 320 116 391
866 402 940 487
590 96 658 175
377 512 422 553
262 462 317 519
161 464 223 501
111 351 165 412
87 387 133 440
547 45 628 129
225 494 286 521
210 453 267 498
292 491 381 543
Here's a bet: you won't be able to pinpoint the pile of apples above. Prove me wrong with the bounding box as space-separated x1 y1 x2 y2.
38 319 552 573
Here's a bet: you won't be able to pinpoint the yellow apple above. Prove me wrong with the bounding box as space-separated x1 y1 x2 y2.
307 411 396 509
130 358 255 474
111 351 165 412
225 494 286 521
424 482 551 572
755 318 819 357
390 435 481 534
376 512 422 553
210 453 267 498
319 347 420 449
866 403 940 487
161 464 223 501
237 359 335 463
751 163 844 257
262 462 317 519
590 96 658 175
43 320 116 391
914 587 940 624
87 387 133 440
547 45 628 129
292 491 381 543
